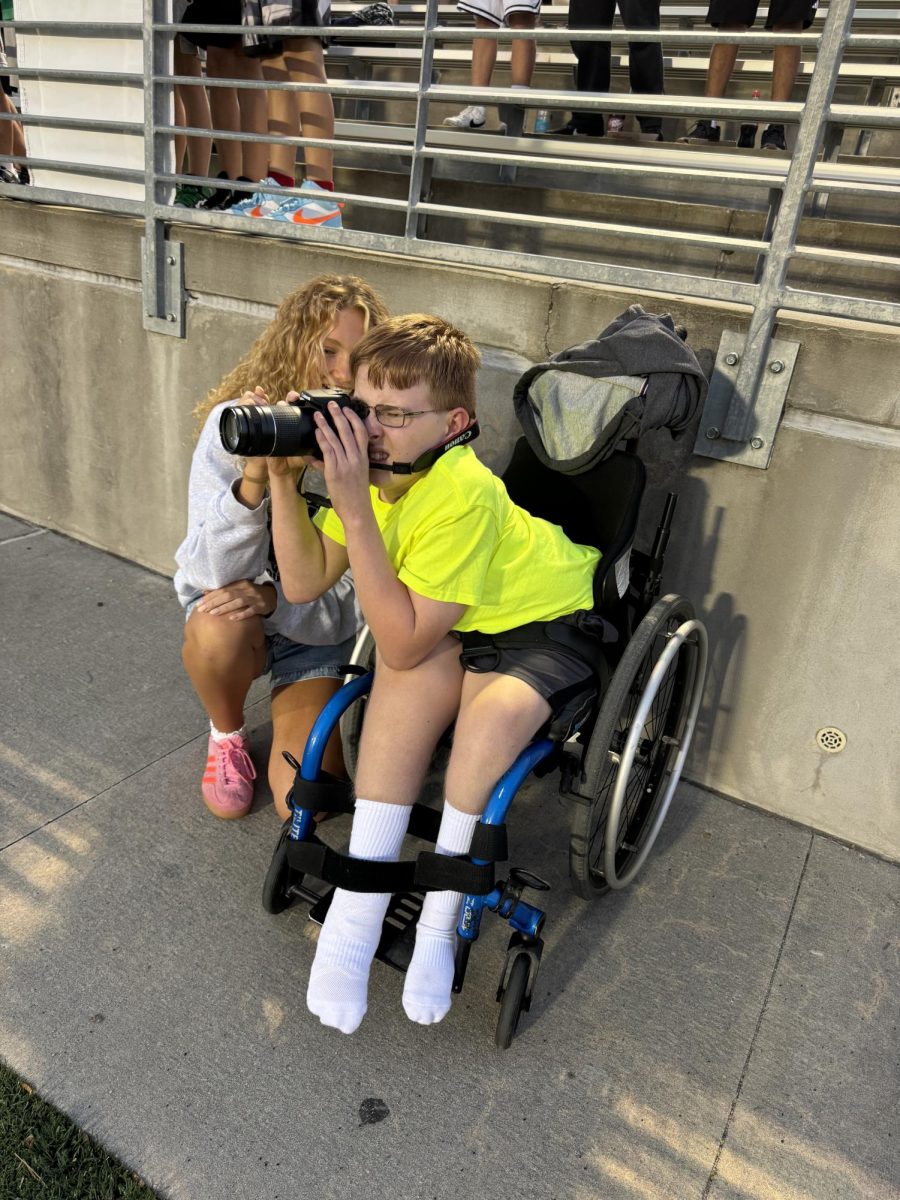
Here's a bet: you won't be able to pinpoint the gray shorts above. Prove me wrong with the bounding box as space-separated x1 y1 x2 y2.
456 611 613 739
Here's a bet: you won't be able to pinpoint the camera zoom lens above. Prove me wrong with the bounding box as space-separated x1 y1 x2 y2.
220 406 253 454
218 403 316 458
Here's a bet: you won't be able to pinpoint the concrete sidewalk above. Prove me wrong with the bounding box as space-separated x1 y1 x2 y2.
1 513 897 1200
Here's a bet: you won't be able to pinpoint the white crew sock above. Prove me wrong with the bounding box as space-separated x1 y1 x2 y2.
403 800 479 1026
306 798 411 1034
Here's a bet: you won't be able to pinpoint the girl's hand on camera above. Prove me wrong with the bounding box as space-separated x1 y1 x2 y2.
264 392 316 479
313 402 371 522
240 387 271 478
197 580 277 621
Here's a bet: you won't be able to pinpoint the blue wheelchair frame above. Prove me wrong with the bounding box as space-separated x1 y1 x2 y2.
289 671 551 943
284 667 555 1038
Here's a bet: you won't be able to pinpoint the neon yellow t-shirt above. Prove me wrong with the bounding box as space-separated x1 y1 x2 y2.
313 446 600 634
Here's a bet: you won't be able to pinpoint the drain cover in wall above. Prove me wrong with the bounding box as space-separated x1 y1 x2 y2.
815 727 847 753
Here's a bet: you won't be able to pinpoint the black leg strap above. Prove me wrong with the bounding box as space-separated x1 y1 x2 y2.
285 836 497 895
288 771 355 815
286 790 509 864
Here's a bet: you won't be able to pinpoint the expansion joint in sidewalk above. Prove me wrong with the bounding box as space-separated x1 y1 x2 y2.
701 831 815 1198
0 729 209 854
0 528 49 548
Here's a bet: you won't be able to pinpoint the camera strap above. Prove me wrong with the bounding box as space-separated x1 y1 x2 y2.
302 420 482 509
379 419 480 475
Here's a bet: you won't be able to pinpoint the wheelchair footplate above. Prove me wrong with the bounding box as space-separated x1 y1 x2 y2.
309 887 426 974
270 723 562 1046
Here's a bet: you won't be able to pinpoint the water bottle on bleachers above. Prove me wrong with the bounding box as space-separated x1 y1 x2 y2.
738 89 762 149
534 109 551 135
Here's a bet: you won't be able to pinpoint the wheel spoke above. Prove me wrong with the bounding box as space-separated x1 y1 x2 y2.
596 642 693 872
570 597 704 897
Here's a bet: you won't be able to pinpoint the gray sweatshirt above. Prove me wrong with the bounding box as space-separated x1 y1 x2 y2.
173 402 361 646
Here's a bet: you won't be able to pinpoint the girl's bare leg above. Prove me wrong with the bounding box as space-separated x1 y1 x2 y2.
0 91 24 164
182 607 265 731
283 37 335 183
174 47 212 177
261 51 301 180
174 90 187 173
206 83 243 180
269 676 346 820
206 44 268 180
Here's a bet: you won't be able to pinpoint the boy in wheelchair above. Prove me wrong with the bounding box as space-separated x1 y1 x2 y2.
266 314 612 1034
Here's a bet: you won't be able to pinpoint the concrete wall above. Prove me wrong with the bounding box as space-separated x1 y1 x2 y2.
2 200 899 859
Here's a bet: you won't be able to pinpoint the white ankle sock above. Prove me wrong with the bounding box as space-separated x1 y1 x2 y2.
210 722 247 742
306 799 411 1034
403 801 479 1026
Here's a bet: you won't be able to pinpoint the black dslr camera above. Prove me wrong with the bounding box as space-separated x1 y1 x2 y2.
219 388 368 458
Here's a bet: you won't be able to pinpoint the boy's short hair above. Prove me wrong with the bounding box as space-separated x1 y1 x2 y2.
349 314 481 417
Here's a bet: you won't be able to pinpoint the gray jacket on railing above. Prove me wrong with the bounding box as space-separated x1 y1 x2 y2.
173 402 361 646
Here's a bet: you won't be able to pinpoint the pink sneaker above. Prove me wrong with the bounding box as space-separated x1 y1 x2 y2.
201 733 256 819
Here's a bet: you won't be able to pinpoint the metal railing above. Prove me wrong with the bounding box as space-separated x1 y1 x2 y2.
1 0 899 466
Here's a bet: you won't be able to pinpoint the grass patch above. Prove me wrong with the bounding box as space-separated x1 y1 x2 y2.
0 1059 161 1199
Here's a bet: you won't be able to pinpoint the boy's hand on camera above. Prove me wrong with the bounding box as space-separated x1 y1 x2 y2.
314 402 371 521
197 580 277 621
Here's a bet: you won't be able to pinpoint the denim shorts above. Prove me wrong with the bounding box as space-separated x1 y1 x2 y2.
184 597 356 691
265 632 357 691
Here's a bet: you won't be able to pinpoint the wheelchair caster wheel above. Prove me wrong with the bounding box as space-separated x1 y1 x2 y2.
495 953 530 1050
262 821 301 914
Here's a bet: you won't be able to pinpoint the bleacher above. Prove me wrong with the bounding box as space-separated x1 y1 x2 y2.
309 0 900 304
1 4 897 312
325 3 900 144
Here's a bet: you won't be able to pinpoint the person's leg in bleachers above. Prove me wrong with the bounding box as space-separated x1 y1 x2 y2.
620 0 664 140
564 0 616 136
206 43 269 187
174 43 214 203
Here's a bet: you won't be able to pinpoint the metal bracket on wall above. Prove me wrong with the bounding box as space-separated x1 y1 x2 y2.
141 237 185 338
693 331 800 469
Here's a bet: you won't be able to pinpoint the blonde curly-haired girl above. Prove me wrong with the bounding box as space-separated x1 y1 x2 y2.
175 274 390 820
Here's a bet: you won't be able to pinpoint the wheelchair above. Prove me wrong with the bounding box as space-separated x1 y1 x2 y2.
262 434 708 1049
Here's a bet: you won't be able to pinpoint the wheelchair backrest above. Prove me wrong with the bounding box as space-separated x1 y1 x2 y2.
502 437 646 613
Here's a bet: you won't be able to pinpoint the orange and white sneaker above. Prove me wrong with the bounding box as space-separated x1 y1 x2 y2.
269 180 344 229
201 733 256 819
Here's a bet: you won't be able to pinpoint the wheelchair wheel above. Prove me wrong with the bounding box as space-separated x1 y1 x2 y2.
495 953 530 1050
568 594 708 899
262 821 299 914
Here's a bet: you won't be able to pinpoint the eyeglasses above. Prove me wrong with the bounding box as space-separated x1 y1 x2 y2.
353 401 436 429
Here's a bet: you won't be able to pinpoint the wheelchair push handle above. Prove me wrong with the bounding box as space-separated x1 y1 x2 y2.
632 492 679 613
650 493 678 565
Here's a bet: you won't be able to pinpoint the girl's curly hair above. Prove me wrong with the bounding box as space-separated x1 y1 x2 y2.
193 274 390 431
